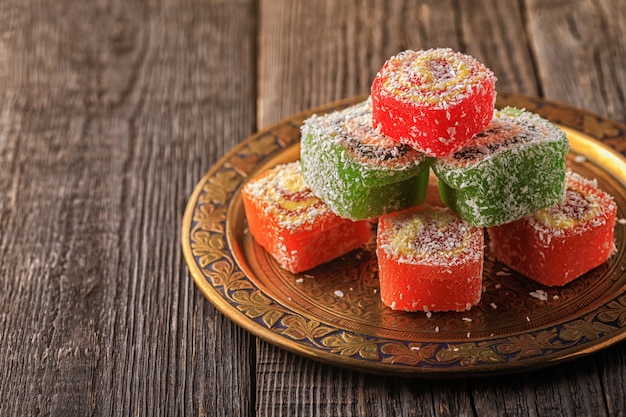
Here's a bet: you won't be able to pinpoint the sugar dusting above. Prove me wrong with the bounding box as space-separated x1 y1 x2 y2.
529 289 548 301
378 206 483 266
529 171 617 241
433 107 569 226
445 107 566 168
374 48 496 109
302 99 426 169
300 99 431 219
243 162 333 230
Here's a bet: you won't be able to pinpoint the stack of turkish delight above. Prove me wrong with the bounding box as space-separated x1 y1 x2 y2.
242 48 617 313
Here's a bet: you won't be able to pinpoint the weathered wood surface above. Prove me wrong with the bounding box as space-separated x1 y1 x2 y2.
0 0 625 416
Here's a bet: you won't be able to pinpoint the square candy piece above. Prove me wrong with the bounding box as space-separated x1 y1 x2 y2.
434 107 569 227
376 206 484 312
242 162 372 273
488 172 617 286
301 99 431 220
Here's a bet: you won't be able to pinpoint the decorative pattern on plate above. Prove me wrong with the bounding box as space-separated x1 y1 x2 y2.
182 94 626 376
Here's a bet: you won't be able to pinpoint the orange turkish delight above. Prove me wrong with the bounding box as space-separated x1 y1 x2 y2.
488 172 617 286
241 162 372 273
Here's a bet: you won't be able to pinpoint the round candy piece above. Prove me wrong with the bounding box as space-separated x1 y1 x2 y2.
488 171 617 286
376 206 484 312
300 99 432 220
371 48 496 157
434 107 569 227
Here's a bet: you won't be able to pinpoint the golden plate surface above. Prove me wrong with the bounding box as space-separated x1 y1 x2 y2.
182 93 626 376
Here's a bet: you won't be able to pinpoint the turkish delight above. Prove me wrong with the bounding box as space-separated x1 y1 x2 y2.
488 171 617 286
371 48 496 157
242 162 372 273
434 107 569 227
376 206 484 312
300 99 431 220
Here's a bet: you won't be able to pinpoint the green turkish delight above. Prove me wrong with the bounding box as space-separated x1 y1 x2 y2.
300 99 432 220
433 107 569 227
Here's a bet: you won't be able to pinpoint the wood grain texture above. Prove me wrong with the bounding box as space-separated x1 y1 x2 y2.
258 0 462 128
525 0 626 123
0 0 257 415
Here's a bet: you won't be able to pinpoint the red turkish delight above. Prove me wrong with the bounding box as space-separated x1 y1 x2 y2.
376 206 484 312
488 172 617 286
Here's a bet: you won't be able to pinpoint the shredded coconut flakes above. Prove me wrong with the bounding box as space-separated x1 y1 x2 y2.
529 289 548 301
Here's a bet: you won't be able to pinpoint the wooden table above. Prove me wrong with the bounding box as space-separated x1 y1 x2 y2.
2 1 626 416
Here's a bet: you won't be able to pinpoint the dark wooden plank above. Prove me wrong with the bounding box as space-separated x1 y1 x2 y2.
0 0 257 415
597 344 626 417
256 343 475 417
0 2 127 414
457 0 539 96
525 0 626 123
472 360 612 417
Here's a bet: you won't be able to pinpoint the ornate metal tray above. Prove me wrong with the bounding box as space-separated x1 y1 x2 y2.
181 93 626 376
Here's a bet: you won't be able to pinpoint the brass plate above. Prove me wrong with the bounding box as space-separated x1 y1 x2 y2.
181 93 626 376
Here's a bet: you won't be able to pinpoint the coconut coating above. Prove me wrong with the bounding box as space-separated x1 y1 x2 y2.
434 107 569 227
300 99 432 220
371 48 496 157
